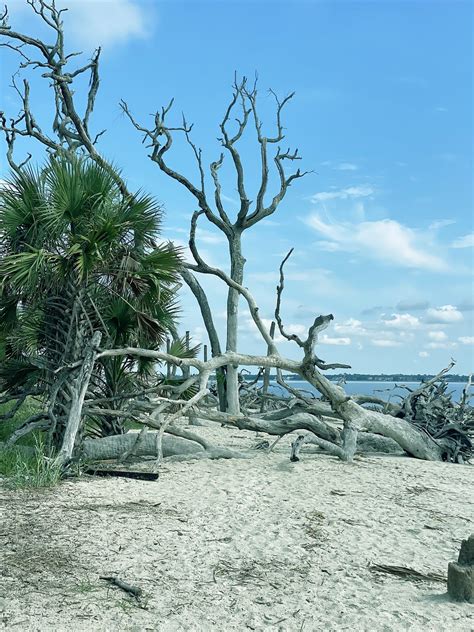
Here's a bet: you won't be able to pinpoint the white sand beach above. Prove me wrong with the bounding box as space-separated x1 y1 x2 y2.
1 426 473 631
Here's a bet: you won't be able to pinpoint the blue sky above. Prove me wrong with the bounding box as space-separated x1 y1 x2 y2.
1 0 473 374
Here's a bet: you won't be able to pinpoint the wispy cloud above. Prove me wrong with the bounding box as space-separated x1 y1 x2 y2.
335 162 358 171
306 215 448 271
428 331 447 341
426 341 457 349
396 300 430 312
240 317 306 344
221 194 239 206
321 161 358 171
196 228 226 245
372 339 401 347
319 335 351 346
459 336 474 345
311 185 374 203
429 219 456 231
451 233 474 249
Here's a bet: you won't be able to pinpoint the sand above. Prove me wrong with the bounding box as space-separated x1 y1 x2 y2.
1 425 473 631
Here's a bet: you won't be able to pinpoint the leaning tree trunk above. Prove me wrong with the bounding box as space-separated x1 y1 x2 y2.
181 268 227 411
302 366 444 461
225 232 245 414
55 331 102 467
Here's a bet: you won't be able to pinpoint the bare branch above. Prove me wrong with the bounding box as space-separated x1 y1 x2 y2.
0 3 127 194
274 249 351 371
219 77 252 223
275 248 304 347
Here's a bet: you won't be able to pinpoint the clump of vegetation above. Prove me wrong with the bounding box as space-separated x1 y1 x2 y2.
0 156 183 458
0 437 61 489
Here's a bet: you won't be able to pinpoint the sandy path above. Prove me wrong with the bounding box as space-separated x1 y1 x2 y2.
1 427 473 631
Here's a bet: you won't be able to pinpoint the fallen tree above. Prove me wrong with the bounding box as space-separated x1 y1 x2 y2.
85 254 471 465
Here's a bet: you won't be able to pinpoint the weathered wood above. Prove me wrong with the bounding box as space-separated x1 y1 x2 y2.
85 468 159 481
55 331 102 467
448 563 474 602
260 321 276 413
458 535 474 565
448 535 474 602
82 432 205 461
100 576 143 599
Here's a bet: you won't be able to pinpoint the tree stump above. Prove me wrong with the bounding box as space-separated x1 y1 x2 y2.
447 535 474 602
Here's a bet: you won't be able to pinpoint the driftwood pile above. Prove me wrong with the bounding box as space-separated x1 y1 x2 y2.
77 363 472 470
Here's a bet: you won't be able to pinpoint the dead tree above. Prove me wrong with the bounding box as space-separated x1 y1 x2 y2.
92 260 469 465
121 77 309 414
0 1 129 193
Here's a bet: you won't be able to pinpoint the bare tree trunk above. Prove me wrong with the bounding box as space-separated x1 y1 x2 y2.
260 321 276 413
181 268 227 410
55 331 102 467
225 232 245 414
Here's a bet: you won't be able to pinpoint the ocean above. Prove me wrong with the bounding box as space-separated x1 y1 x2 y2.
266 380 468 403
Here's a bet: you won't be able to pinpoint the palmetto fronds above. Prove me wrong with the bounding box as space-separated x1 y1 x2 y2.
0 156 183 440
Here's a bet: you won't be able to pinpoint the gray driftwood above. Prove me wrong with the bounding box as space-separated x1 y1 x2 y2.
448 535 474 602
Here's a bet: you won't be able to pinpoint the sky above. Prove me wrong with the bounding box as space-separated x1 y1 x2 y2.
1 0 473 375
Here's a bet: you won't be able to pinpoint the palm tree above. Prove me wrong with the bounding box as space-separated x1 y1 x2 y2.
0 156 183 445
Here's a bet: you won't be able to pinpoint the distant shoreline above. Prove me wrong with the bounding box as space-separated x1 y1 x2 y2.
241 373 469 383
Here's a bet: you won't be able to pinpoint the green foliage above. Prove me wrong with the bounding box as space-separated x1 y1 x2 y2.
0 398 42 444
0 156 183 440
0 437 61 489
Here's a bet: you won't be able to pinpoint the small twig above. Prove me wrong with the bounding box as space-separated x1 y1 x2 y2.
99 576 143 600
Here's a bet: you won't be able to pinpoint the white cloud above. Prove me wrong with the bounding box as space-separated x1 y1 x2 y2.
426 341 457 349
334 318 367 336
428 331 447 341
240 317 306 344
425 305 463 324
315 240 343 252
7 0 153 48
419 351 430 357
459 336 474 345
196 228 226 245
319 335 351 346
372 339 402 347
311 185 374 203
451 233 474 249
306 215 447 271
383 313 420 329
64 0 152 48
